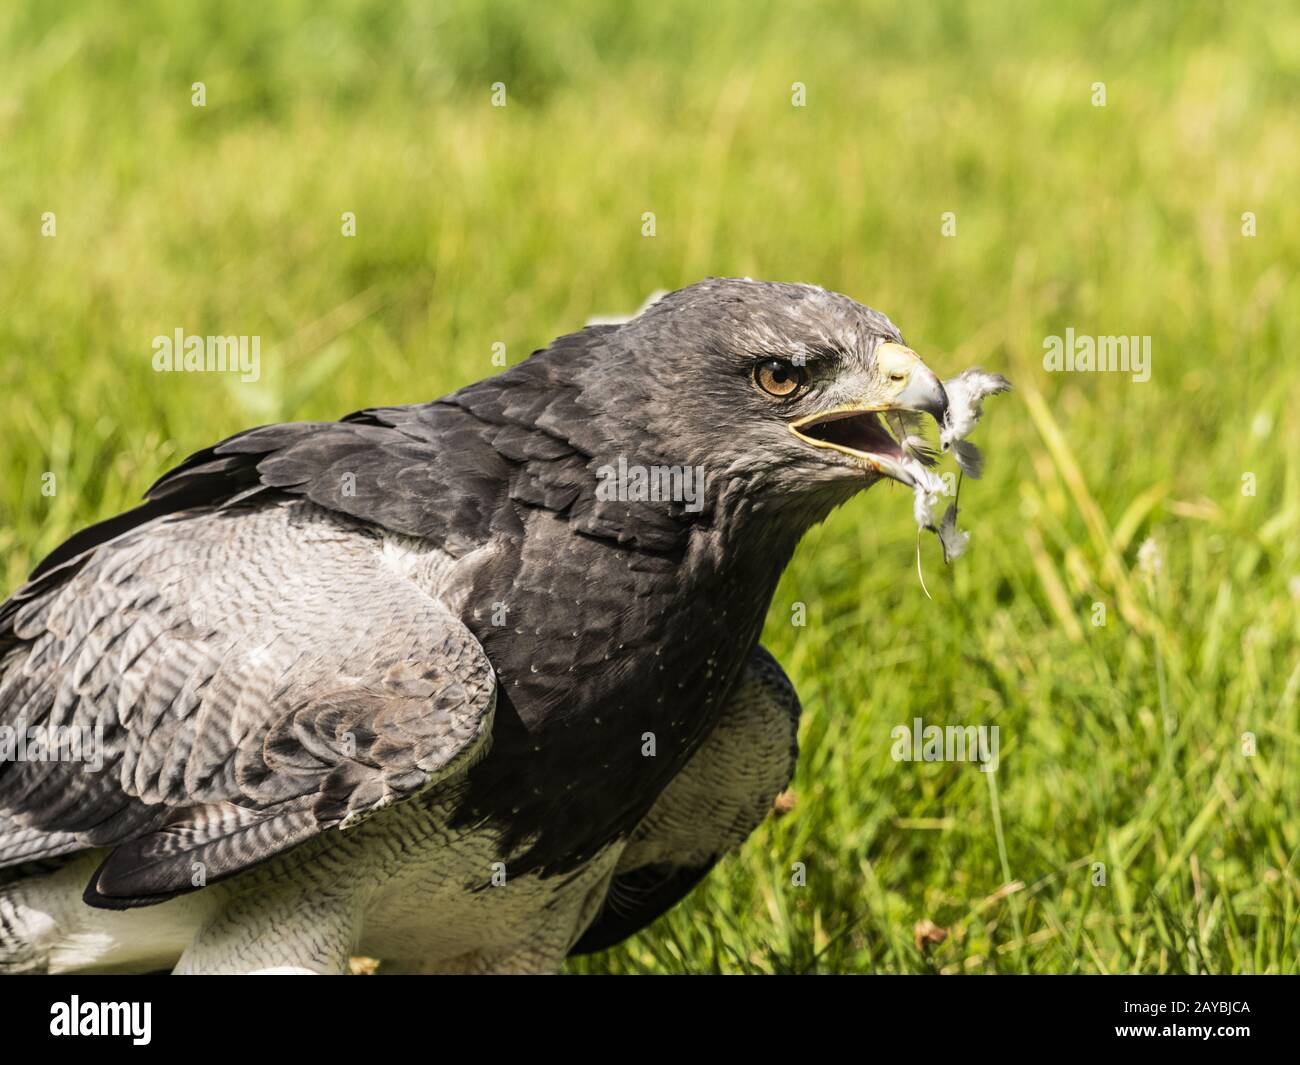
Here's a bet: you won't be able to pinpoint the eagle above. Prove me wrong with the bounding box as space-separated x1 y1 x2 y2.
0 278 959 974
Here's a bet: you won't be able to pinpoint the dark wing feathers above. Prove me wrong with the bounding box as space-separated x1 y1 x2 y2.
569 861 715 956
0 323 704 904
570 645 801 953
0 382 538 905
85 807 323 908
3 325 672 652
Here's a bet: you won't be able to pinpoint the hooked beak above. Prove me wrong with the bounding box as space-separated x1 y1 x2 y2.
787 343 949 486
889 356 949 423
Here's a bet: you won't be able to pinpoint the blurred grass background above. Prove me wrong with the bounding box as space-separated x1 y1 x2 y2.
1 0 1297 973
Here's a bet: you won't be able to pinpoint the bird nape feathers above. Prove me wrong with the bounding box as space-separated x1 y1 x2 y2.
0 277 1007 974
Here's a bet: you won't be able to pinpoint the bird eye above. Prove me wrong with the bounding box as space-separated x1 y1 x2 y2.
753 358 808 398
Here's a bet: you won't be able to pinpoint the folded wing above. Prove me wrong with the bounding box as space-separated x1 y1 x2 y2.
0 500 495 908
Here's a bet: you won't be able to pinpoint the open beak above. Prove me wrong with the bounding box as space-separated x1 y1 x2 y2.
788 343 950 486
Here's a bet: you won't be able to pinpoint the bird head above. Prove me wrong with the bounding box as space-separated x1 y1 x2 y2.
604 278 950 511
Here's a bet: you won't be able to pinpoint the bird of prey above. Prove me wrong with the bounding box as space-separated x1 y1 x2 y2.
0 278 959 974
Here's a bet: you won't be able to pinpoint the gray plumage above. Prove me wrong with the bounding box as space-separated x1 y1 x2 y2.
0 278 971 973
940 368 1012 479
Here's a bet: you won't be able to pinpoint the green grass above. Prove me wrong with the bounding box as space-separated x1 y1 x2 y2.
2 0 1297 973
